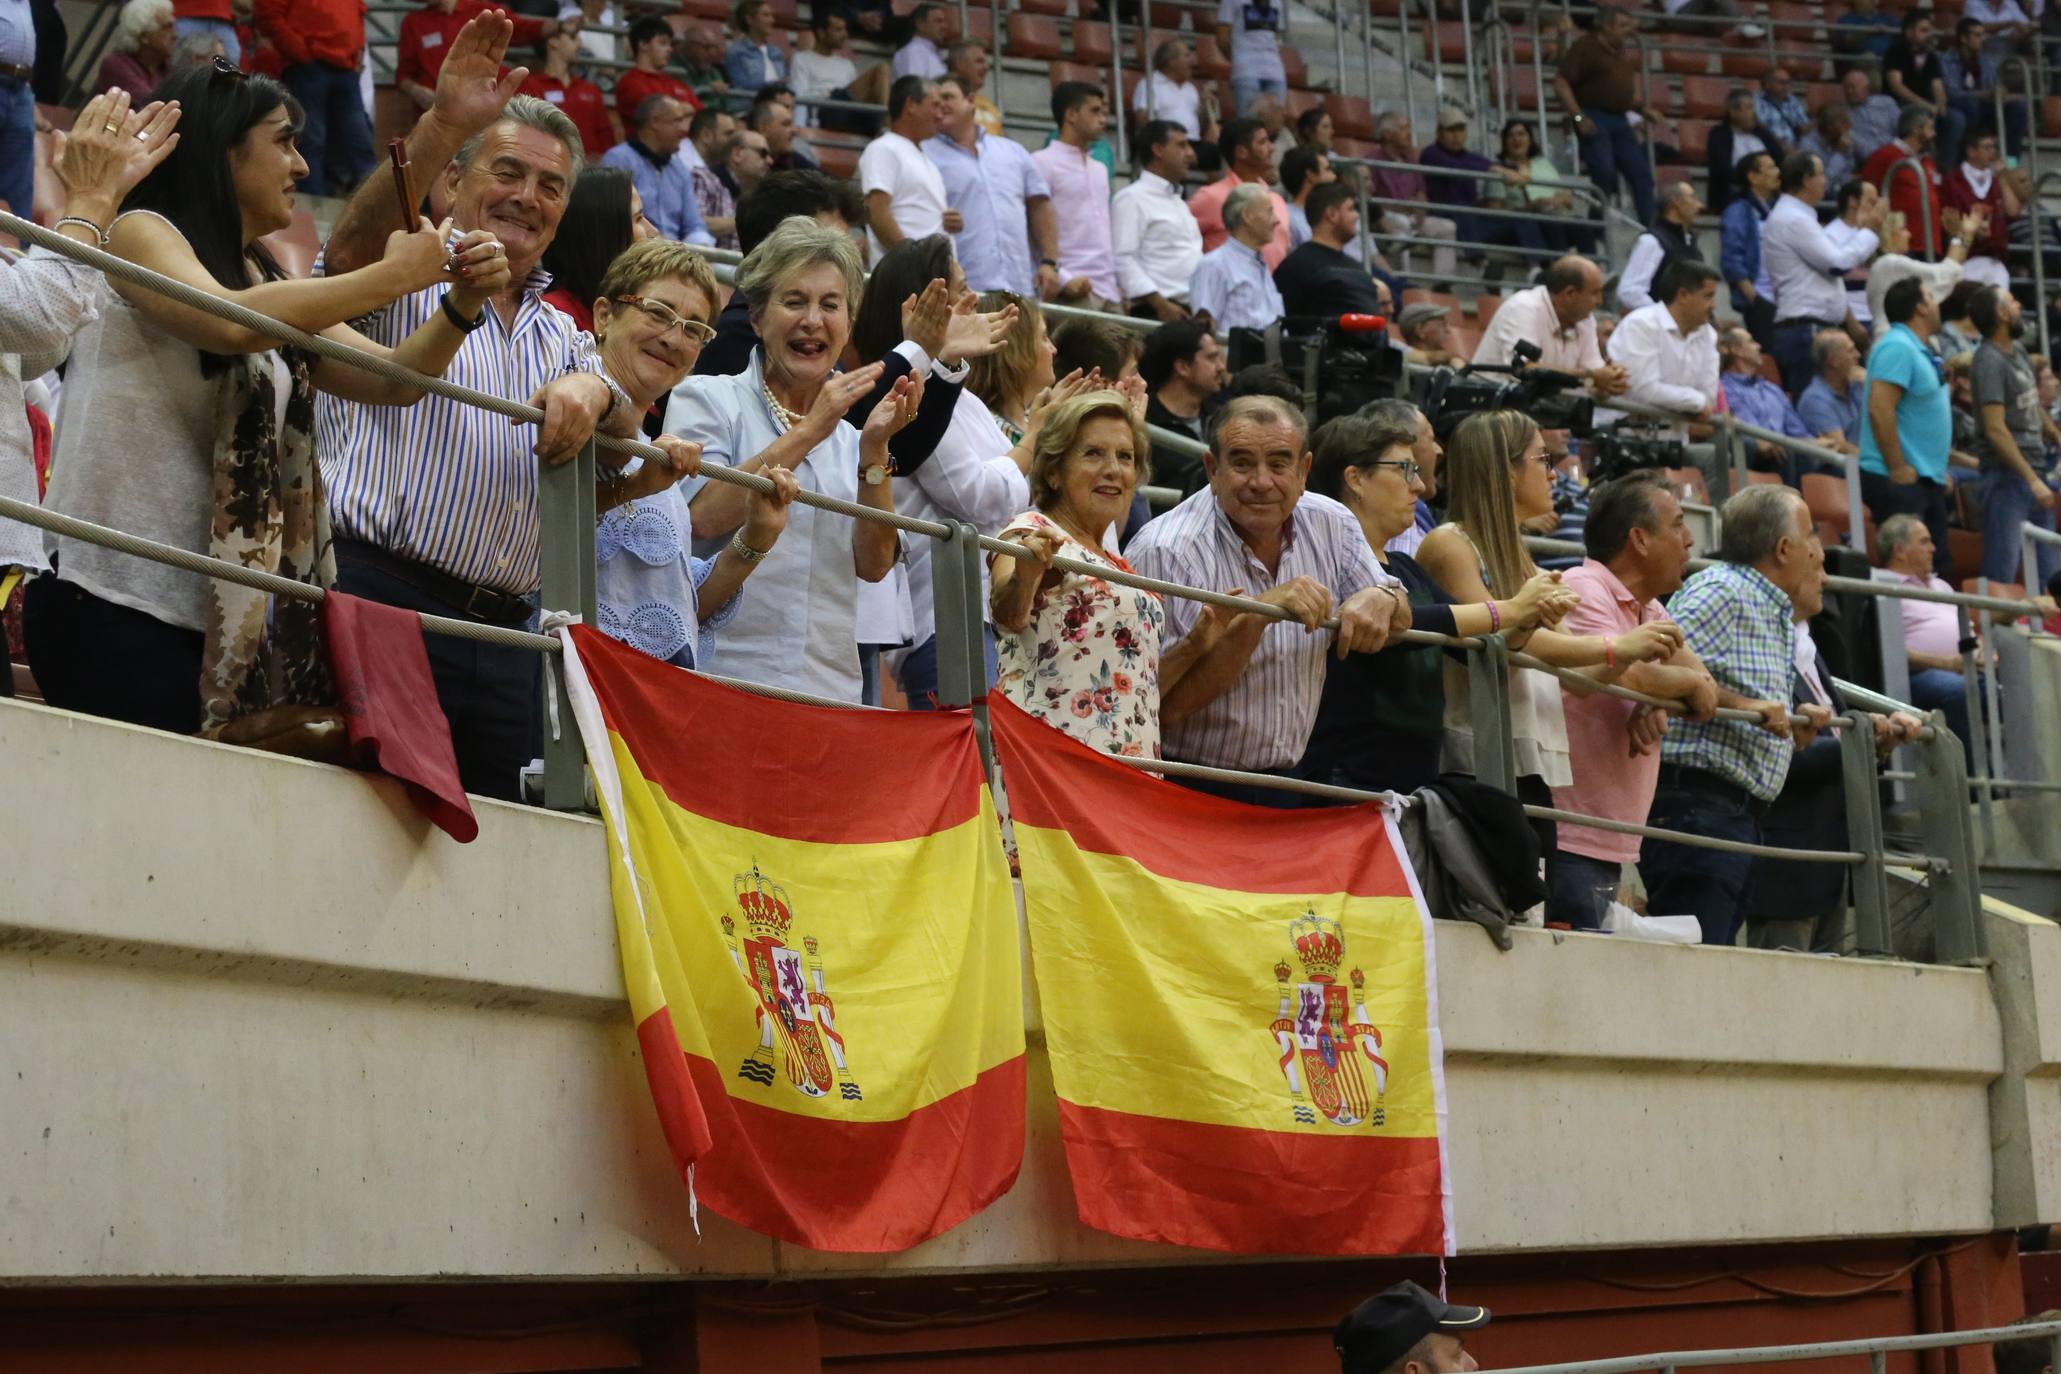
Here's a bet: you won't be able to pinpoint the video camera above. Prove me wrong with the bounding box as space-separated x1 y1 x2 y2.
1417 341 1594 441
1590 421 1688 483
1225 314 1405 425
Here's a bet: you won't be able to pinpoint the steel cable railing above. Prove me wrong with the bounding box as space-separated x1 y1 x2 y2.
0 206 1990 959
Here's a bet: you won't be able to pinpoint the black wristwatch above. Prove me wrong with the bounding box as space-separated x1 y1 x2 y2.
440 291 487 333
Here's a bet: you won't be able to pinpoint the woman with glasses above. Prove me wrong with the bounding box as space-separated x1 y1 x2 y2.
588 238 800 669
1299 411 1579 795
1416 411 1686 882
663 214 924 702
25 60 511 744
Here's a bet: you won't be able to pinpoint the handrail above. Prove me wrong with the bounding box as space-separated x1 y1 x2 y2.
1475 1318 2061 1374
1879 153 1938 260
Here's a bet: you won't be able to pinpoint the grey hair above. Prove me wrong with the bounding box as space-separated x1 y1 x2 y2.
1208 392 1308 455
1897 102 1935 138
115 0 173 53
1223 182 1268 233
171 31 223 66
454 93 587 176
1875 512 1926 565
1152 37 1189 70
1356 396 1425 430
737 213 866 312
1718 484 1809 565
1375 111 1409 141
1811 328 1853 369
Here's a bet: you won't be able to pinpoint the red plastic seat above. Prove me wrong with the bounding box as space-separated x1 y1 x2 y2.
1802 472 1852 534
1722 46 1773 79
1073 18 1114 65
1681 74 1731 119
1007 12 1064 59
1660 45 1712 75
1018 0 1071 12
1284 88 1326 120
1324 93 1375 141
1426 21 1468 62
1149 1 1189 26
1047 60 1107 86
1676 117 1715 162
1281 45 1306 89
1193 32 1231 79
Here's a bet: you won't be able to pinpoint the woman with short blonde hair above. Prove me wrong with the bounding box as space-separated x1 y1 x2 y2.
991 392 1218 758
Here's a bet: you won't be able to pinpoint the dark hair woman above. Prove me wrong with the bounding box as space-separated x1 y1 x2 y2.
542 165 656 334
25 60 511 745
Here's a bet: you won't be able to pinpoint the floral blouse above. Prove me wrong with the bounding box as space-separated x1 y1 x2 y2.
992 509 1166 758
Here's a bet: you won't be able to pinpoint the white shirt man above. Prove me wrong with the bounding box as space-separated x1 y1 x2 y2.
858 125 948 259
1139 68 1205 138
893 32 948 78
1113 168 1204 312
1607 265 1723 441
1189 184 1283 330
1765 189 1879 326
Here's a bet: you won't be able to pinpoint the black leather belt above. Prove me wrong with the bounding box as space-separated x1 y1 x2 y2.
1656 763 1772 819
0 62 31 84
334 538 534 625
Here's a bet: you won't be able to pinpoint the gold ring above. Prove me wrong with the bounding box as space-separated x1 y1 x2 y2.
103 121 120 134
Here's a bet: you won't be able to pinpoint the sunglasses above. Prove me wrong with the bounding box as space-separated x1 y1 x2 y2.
614 294 718 344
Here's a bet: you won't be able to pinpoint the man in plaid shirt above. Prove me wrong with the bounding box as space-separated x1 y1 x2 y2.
1642 485 1834 945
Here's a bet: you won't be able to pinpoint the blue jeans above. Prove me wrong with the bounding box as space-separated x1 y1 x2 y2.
1909 666 1979 772
1977 464 2060 586
896 626 998 711
858 643 882 706
1933 101 1971 169
1640 780 1764 946
174 16 242 65
1548 850 1621 931
1768 319 1824 399
1577 107 1656 224
0 79 33 223
1231 76 1287 117
283 60 375 196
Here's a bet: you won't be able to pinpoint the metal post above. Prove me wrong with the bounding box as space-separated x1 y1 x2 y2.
1881 155 1936 258
1839 716 1892 957
1397 0 1419 139
1424 0 1444 117
1845 454 1866 554
1956 604 1997 848
1356 169 1376 272
957 521 996 776
1911 708 1987 965
1717 412 1745 502
1457 0 1478 130
1108 8 1130 167
540 438 599 812
2025 524 2042 611
989 0 1006 127
1466 635 1518 794
1978 577 2007 802
1334 0 1348 116
2033 176 2052 360
1530 5 1546 133
933 525 975 711
1361 0 1376 107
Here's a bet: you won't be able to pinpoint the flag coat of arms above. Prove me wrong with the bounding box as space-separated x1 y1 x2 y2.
992 698 1454 1257
559 626 1026 1252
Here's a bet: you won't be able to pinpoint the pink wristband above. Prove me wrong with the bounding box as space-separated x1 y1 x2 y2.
1487 599 1501 632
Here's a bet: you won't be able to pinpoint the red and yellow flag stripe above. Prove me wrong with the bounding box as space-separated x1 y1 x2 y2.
562 626 1025 1253
993 697 1454 1257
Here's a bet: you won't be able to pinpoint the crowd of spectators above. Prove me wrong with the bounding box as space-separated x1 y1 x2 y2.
4 0 2060 960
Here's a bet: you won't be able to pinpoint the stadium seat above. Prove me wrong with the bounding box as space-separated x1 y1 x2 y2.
1047 60 1107 86
1332 135 1379 160
1657 164 1697 192
1950 528 1985 577
1660 46 1711 75
1722 47 1771 78
962 9 993 42
1426 21 1468 62
1018 0 1070 14
1283 88 1326 123
1503 66 1539 108
1802 472 1852 535
1073 19 1114 66
1149 1 1189 26
815 143 860 179
1325 93 1375 141
1369 0 1401 13
1470 292 1502 323
1193 33 1231 79
1007 12 1064 59
2044 95 2061 137
1676 118 1715 161
678 0 730 18
1281 45 1306 89
1745 470 1785 486
1682 75 1730 119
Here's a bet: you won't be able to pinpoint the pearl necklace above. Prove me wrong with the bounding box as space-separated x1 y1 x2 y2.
762 377 803 432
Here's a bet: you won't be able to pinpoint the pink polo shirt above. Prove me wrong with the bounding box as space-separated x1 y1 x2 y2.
1187 171 1292 268
1889 569 1961 660
1550 559 1674 865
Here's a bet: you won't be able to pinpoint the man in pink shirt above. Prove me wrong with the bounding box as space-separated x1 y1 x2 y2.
1873 513 1975 757
1029 81 1122 308
1549 471 1722 929
1187 116 1292 268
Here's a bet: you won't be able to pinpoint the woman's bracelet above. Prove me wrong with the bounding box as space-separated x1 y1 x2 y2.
1486 599 1501 632
53 215 110 246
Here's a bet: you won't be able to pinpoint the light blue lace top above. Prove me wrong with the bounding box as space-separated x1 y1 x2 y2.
595 484 739 669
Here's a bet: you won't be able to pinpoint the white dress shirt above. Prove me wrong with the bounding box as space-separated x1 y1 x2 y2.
0 250 97 574
1473 284 1605 373
896 389 1029 642
1606 301 1721 439
1617 232 1665 313
1823 216 1875 323
1136 70 1205 138
1188 238 1283 331
1111 170 1204 304
1764 192 1879 326
892 34 948 78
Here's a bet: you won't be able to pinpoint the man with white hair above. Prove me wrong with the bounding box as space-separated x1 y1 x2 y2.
1128 395 1406 805
1617 180 1704 313
1190 182 1284 331
1370 111 1458 282
318 14 643 799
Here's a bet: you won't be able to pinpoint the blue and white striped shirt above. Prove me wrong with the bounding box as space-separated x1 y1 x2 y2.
315 268 602 594
1126 489 1395 771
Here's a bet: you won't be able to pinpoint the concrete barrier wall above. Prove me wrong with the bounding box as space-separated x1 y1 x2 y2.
0 698 2018 1282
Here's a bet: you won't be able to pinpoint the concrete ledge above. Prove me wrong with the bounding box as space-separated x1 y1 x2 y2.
0 698 2014 1281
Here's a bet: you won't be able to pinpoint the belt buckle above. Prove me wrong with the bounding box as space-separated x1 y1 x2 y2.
461 582 498 621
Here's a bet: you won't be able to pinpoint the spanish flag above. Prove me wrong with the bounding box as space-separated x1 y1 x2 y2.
992 699 1453 1256
559 626 1025 1252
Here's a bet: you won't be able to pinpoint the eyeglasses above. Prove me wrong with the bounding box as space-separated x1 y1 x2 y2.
1368 458 1422 482
615 294 718 344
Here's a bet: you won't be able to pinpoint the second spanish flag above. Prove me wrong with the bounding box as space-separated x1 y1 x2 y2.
993 698 1454 1257
560 626 1025 1253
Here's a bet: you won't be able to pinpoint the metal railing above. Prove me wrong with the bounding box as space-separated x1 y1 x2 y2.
1475 1316 2061 1374
0 207 2009 965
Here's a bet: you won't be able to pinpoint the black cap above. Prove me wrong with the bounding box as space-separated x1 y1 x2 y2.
1334 1281 1491 1374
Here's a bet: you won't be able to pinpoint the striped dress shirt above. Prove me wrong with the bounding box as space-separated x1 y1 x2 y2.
1658 561 1797 801
316 266 604 595
1126 489 1394 771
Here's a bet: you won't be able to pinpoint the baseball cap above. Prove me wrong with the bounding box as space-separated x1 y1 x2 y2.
1334 1281 1492 1374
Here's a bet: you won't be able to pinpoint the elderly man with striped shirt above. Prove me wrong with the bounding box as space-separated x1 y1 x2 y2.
317 12 644 801
1126 394 1409 807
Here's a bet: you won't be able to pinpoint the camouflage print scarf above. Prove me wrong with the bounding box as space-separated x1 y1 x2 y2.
198 346 337 735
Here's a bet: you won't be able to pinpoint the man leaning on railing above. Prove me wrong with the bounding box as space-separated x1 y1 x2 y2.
1474 255 1628 401
1643 485 1831 947
1126 395 1408 809
316 14 644 800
